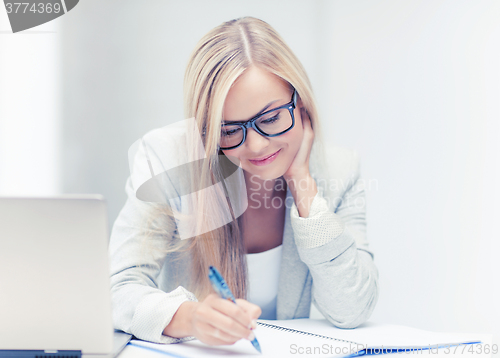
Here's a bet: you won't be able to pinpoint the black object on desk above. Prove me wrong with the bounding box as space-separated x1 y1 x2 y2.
0 350 81 358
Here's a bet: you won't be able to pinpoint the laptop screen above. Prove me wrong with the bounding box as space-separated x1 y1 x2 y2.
0 196 114 354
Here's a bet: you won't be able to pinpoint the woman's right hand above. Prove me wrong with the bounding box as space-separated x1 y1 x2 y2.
164 293 261 346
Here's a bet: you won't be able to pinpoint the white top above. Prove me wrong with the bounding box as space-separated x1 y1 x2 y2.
245 244 283 320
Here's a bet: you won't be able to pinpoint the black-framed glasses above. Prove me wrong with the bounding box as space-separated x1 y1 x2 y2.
218 88 297 150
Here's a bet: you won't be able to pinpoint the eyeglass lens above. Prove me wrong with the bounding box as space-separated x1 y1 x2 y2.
220 107 293 149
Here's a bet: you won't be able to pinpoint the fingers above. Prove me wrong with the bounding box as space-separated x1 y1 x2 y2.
209 312 252 343
210 298 255 338
193 294 259 346
299 107 314 142
234 299 261 327
197 322 242 345
303 114 314 133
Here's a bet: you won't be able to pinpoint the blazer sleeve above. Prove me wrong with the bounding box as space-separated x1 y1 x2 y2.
109 138 198 344
289 149 379 328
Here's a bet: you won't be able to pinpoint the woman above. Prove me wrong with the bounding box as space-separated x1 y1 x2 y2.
109 16 379 346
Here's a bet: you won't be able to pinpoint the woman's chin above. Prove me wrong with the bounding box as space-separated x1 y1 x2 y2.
244 167 285 181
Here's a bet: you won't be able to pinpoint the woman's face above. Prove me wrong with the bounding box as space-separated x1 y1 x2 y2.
221 66 304 181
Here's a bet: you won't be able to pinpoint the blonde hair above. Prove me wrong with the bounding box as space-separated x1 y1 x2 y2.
148 16 326 301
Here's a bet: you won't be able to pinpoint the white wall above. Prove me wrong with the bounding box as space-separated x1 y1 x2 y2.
0 10 61 196
319 0 500 351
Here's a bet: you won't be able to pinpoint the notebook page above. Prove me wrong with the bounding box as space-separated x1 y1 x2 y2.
265 319 490 352
130 321 354 358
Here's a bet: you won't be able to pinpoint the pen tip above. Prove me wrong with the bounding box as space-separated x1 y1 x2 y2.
252 339 262 353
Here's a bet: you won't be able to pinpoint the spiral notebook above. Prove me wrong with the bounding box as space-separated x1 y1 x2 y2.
127 319 487 357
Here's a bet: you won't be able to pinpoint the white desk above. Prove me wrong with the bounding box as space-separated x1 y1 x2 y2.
115 319 494 358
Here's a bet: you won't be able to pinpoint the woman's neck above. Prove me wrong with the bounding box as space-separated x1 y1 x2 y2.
243 171 287 211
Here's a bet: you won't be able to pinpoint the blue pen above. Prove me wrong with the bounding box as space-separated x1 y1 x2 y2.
208 265 262 354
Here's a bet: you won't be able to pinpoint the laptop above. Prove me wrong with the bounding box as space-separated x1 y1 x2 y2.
0 196 131 358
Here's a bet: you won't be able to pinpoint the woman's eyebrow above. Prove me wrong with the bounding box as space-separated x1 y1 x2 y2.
223 99 280 124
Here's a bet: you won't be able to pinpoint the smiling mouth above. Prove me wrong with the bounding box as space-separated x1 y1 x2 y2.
248 149 282 165
250 149 280 161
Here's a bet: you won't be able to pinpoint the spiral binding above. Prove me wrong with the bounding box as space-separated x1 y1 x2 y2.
256 322 360 345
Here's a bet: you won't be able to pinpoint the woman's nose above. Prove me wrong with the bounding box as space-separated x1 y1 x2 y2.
245 128 269 153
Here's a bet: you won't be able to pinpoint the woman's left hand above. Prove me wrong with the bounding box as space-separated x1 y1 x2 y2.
283 108 315 182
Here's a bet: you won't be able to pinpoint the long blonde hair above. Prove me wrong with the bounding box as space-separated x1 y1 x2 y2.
150 16 325 301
